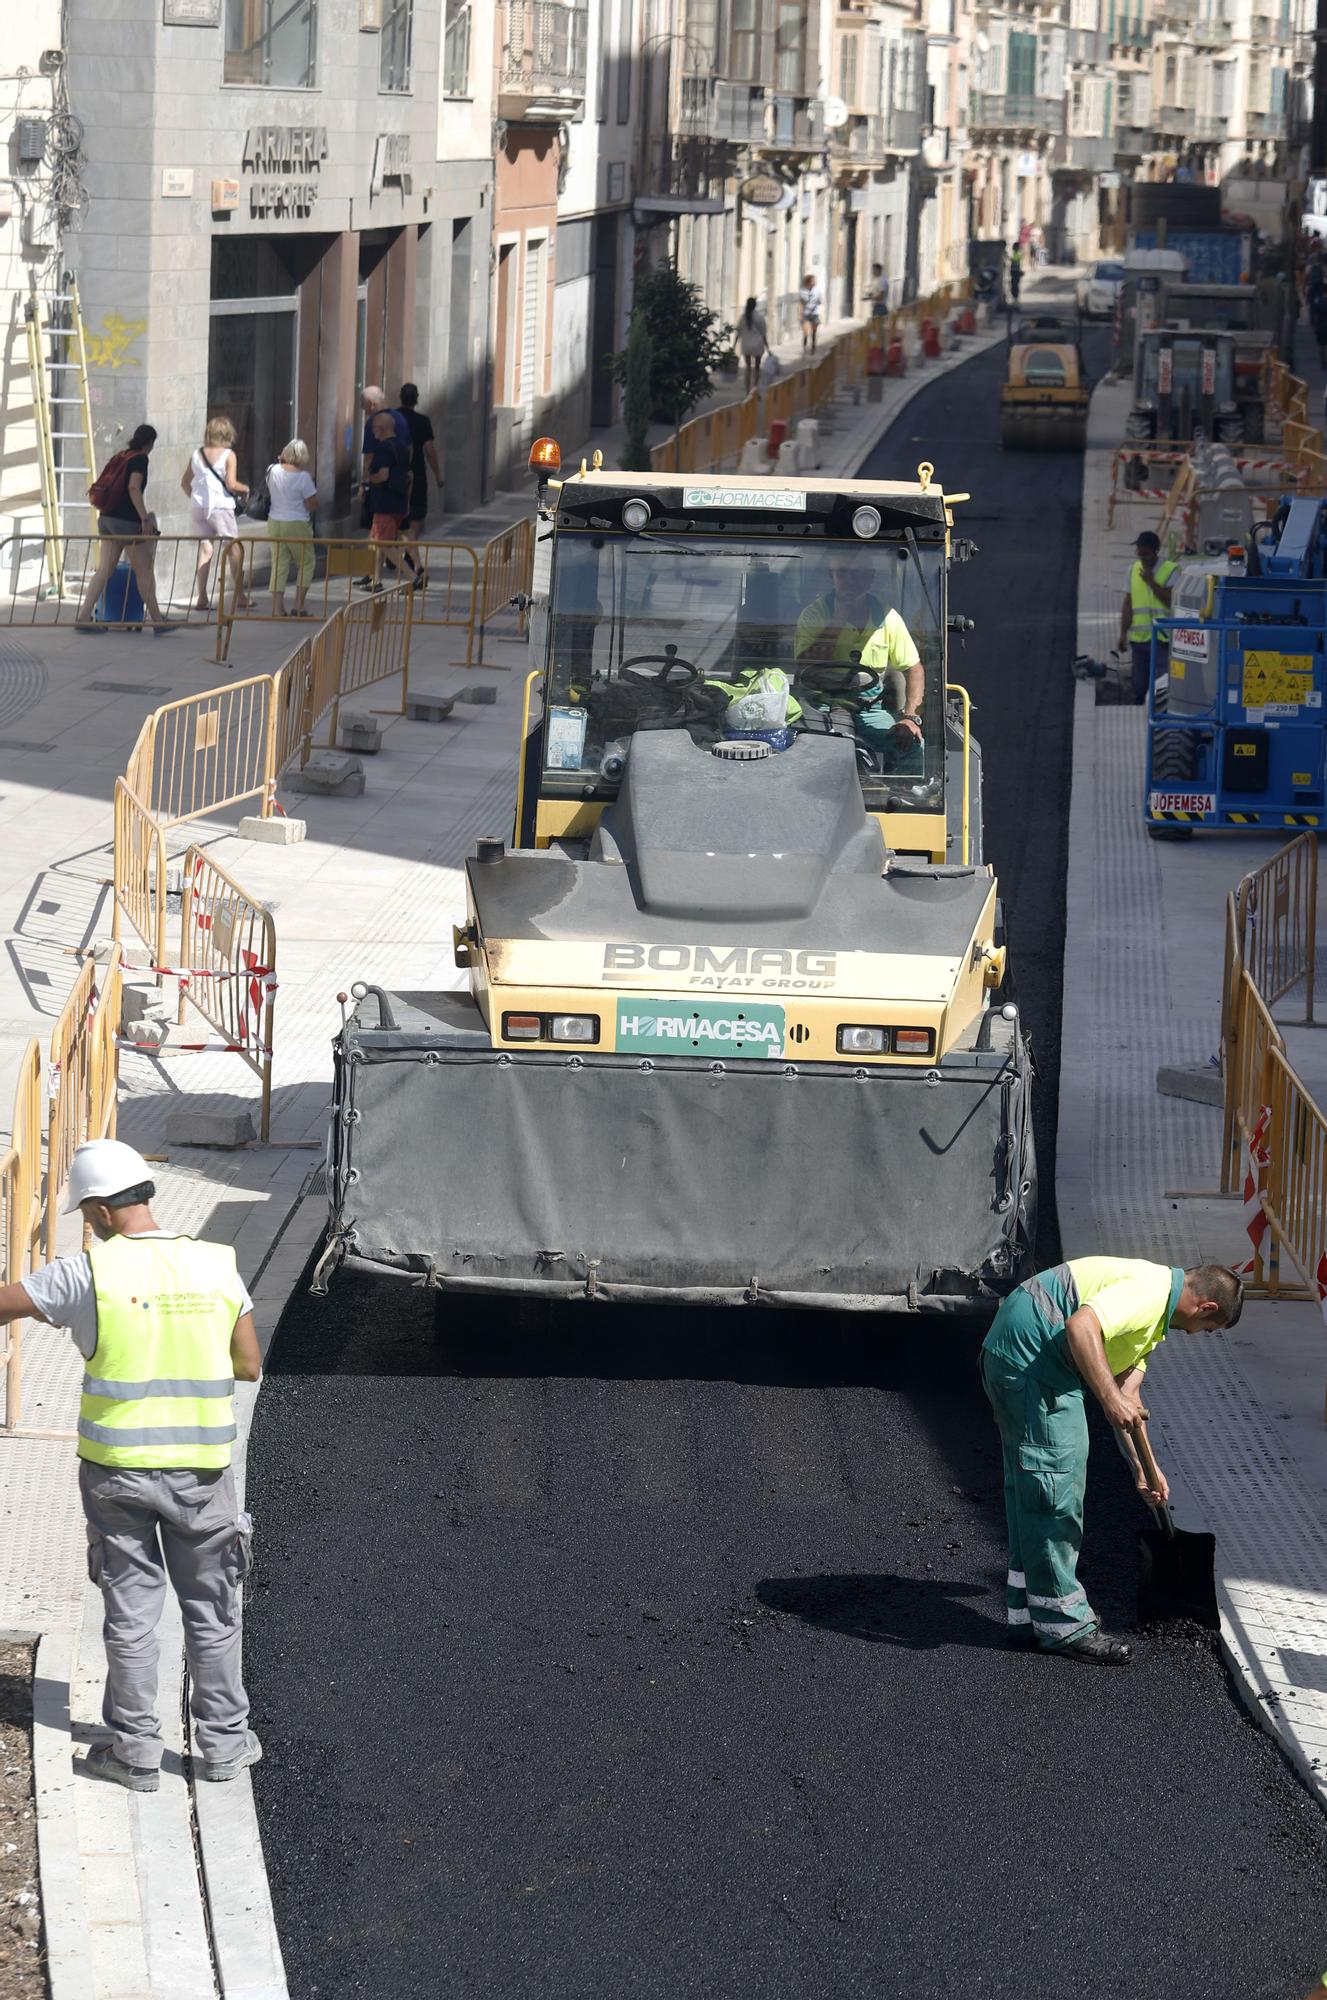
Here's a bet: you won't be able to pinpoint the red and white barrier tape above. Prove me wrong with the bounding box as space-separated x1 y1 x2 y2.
117 958 275 981
1237 1104 1272 1276
117 1035 273 1059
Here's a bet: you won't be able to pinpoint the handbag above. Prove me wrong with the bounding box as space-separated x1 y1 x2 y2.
200 449 249 517
246 467 273 524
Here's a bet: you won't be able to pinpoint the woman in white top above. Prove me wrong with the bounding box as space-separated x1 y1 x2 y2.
736 298 768 395
180 416 251 612
265 439 318 617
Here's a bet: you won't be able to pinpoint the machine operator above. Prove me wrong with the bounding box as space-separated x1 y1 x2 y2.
981 1255 1243 1665
794 555 925 746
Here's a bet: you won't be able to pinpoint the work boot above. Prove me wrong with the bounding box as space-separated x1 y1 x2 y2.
84 1744 160 1792
1054 1629 1133 1666
198 1730 263 1782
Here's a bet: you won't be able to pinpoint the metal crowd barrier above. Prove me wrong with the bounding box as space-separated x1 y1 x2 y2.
179 848 277 1142
0 1039 43 1433
0 532 220 629
46 946 121 1258
213 534 477 665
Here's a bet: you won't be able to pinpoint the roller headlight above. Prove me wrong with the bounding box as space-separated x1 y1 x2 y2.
851 506 882 538
837 1025 888 1055
550 1014 599 1043
622 498 652 532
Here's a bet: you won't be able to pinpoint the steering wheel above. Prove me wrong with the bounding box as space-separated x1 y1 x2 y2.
620 648 702 690
797 661 885 704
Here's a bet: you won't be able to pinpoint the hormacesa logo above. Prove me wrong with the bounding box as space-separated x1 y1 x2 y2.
603 944 836 990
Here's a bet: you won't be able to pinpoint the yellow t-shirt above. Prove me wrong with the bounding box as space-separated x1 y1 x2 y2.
794 596 921 675
1068 1256 1182 1376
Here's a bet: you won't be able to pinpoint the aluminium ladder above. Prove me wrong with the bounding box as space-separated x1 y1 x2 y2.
23 278 96 597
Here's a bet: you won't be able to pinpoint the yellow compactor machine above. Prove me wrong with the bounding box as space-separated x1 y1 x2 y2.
325 460 1037 1320
1000 312 1089 452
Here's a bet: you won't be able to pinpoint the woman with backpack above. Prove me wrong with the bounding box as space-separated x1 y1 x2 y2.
75 424 175 636
181 416 252 613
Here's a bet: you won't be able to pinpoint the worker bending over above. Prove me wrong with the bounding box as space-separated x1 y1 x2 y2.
0 1140 263 1789
981 1256 1243 1665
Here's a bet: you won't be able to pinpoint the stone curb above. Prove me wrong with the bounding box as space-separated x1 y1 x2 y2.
32 1629 96 2000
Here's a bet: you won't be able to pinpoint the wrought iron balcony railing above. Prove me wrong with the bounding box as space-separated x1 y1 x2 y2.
497 0 588 119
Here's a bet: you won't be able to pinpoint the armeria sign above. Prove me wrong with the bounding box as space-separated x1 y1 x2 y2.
615 997 785 1058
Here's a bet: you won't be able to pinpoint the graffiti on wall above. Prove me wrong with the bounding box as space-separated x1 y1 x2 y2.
85 313 148 370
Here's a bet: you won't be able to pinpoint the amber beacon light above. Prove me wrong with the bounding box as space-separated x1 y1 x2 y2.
529 436 561 473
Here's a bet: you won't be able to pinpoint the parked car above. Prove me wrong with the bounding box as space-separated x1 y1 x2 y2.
1076 259 1126 317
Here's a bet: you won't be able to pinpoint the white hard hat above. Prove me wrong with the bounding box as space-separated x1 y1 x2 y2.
65 1139 154 1213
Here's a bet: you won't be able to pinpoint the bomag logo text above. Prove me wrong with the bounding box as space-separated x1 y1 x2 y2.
603 943 836 990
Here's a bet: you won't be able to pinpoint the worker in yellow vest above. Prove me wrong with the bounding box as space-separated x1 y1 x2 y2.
0 1140 263 1791
1116 529 1177 707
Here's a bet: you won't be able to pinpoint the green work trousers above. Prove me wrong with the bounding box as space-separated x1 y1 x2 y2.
980 1320 1097 1650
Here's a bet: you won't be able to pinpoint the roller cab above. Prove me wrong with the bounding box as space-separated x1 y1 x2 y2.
327 465 1037 1317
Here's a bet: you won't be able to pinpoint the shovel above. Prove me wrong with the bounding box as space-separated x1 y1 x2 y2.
1133 1425 1219 1630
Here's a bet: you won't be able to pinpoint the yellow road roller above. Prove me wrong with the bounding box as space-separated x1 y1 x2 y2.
324 458 1037 1319
1000 312 1089 452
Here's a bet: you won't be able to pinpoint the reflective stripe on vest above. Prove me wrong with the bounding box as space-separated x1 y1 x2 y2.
79 1234 245 1470
1128 559 1175 642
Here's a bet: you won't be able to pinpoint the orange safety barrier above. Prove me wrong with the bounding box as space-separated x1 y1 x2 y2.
0 1039 43 1433
46 946 122 1258
178 848 278 1143
112 778 169 968
213 534 476 665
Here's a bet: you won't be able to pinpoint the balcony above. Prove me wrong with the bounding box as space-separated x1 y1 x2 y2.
763 93 825 150
1067 27 1110 64
497 0 587 120
1245 107 1286 138
1054 130 1116 169
1251 0 1290 25
1115 121 1152 153
830 113 886 166
1194 13 1232 44
1193 111 1225 140
1156 0 1198 24
885 102 924 151
710 80 769 143
639 134 729 213
969 92 1066 135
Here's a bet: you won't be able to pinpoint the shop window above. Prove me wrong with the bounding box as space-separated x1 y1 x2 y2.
443 0 471 93
381 0 412 90
224 0 317 86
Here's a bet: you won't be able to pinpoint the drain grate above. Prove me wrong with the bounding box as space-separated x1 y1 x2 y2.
0 740 54 753
88 681 171 696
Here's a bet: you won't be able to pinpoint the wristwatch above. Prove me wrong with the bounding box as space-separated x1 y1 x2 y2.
900 711 923 729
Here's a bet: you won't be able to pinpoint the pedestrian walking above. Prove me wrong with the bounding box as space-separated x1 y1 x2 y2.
866 263 889 317
736 298 768 395
265 438 318 618
364 408 413 586
74 425 176 636
181 416 252 613
1311 289 1327 368
357 388 413 589
799 272 823 353
980 1256 1243 1665
0 1140 263 1787
1008 242 1023 302
1117 529 1177 705
397 382 442 589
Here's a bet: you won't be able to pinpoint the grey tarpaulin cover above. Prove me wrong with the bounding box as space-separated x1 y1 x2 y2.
330 1035 1035 1312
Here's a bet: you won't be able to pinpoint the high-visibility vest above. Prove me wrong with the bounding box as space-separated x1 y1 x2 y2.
79 1234 246 1470
1128 558 1176 643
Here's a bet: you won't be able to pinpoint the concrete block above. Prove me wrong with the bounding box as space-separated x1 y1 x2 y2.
340 710 384 753
1156 1062 1224 1109
119 984 163 1028
164 1108 257 1149
283 752 367 797
459 683 498 705
238 814 307 844
405 688 457 724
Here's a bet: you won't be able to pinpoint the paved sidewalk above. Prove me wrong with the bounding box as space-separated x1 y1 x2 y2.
0 306 1013 1998
1065 373 1327 1804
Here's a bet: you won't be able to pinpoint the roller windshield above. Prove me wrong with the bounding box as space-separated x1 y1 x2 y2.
542 533 947 814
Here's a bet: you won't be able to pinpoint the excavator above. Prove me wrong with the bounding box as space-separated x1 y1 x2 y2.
323 456 1037 1321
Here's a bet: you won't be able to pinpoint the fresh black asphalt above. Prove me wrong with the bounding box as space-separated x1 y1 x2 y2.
246 331 1327 1998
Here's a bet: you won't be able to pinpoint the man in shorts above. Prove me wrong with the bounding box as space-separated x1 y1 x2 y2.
365 410 414 589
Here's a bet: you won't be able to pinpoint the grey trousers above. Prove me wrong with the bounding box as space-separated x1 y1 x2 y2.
79 1461 252 1770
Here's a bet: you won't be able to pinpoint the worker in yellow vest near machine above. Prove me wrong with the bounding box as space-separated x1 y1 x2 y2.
1116 529 1177 707
0 1140 263 1791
